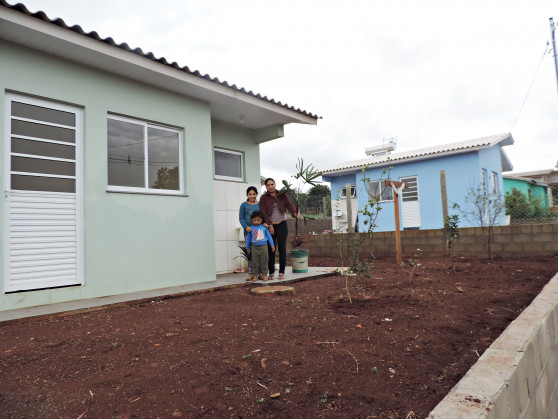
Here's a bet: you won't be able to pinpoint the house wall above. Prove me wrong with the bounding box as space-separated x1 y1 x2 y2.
503 178 549 208
0 41 220 311
211 121 262 274
354 151 484 232
324 147 508 233
327 173 359 232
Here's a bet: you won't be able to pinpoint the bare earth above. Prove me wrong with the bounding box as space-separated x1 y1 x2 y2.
1 255 557 418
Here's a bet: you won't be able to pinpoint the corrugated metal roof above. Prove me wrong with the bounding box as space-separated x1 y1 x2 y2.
0 0 319 121
503 174 548 186
322 133 514 174
506 168 556 177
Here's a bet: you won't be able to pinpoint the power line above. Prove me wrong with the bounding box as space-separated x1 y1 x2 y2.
107 132 179 149
511 42 551 131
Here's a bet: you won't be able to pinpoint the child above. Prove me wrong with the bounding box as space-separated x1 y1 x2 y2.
246 211 275 281
239 186 260 279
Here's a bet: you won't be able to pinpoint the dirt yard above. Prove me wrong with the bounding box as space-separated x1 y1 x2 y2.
1 255 557 418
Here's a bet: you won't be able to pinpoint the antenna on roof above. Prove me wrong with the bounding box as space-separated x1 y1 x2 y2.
365 137 397 157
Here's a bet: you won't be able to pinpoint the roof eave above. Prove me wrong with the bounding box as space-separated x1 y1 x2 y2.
0 4 318 129
322 133 515 176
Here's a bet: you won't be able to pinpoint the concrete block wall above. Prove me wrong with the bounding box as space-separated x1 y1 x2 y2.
428 272 558 418
290 223 558 259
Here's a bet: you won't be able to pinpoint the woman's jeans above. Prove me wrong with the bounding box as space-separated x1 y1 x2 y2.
268 221 288 274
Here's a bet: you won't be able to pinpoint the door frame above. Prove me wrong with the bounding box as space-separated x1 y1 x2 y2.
3 92 84 292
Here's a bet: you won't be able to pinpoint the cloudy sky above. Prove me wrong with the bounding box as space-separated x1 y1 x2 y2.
17 0 558 187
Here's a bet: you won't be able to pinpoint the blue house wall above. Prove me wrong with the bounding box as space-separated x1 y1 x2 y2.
325 146 506 232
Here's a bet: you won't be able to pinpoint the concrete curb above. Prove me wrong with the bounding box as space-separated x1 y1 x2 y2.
428 271 558 418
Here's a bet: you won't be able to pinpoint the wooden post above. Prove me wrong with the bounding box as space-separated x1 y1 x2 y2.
322 196 327 218
346 183 353 233
389 181 407 265
440 170 448 223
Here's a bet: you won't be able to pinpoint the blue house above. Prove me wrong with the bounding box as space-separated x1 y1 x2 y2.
321 133 514 232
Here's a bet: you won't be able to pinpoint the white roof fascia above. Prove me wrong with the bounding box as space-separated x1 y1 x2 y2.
503 174 548 186
322 133 514 176
500 148 513 172
0 7 317 129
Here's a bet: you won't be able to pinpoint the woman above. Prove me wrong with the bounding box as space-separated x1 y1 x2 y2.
239 186 260 280
259 178 299 280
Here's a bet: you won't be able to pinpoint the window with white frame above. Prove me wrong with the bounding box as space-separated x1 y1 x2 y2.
341 185 356 198
368 180 393 202
491 172 498 194
214 148 243 181
107 115 182 194
481 168 488 196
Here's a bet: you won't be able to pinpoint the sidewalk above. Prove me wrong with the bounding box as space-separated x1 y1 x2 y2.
0 267 339 323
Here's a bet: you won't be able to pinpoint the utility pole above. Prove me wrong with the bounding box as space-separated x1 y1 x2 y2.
550 18 558 97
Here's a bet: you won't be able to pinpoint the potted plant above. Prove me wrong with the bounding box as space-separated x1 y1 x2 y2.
234 245 249 272
280 158 321 272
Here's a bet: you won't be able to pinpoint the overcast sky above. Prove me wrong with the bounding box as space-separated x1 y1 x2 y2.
17 0 558 188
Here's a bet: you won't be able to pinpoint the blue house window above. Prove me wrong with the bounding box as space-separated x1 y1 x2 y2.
491 172 499 195
368 180 393 202
341 185 356 198
481 169 488 196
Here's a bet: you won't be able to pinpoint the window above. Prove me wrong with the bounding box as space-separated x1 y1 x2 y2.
214 148 243 181
107 115 182 194
400 176 419 202
491 172 499 195
341 185 356 198
368 180 393 202
9 99 78 193
481 169 488 196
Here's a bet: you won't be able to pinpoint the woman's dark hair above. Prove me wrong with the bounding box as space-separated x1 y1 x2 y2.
250 210 264 220
264 178 275 186
246 186 258 196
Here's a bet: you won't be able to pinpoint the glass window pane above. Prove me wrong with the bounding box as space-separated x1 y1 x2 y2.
12 137 75 160
148 127 180 190
11 119 75 143
381 183 393 201
12 102 75 126
107 119 145 188
214 150 242 179
12 156 75 176
11 174 75 193
368 181 380 200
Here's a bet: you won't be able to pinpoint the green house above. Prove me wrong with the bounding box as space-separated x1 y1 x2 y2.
0 3 317 313
503 174 550 209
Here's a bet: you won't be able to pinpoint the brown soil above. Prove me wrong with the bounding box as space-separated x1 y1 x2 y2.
1 256 557 418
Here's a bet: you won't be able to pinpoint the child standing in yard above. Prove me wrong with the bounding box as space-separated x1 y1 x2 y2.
246 211 275 281
239 186 260 279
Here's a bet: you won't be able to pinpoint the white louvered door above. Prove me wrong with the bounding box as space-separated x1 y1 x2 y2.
400 176 421 229
4 94 83 292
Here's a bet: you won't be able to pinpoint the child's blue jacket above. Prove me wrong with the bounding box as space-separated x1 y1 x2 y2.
246 225 274 249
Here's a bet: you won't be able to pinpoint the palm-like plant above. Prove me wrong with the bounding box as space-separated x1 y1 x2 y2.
280 158 322 247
